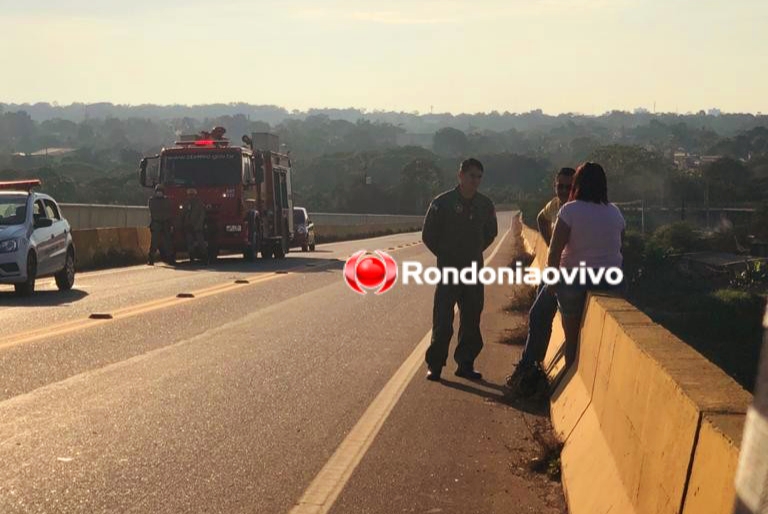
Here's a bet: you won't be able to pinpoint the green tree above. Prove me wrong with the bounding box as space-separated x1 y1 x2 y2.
587 145 672 204
433 127 468 157
701 157 752 205
398 158 443 214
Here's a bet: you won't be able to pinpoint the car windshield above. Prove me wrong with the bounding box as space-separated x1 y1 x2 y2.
0 196 27 226
293 210 306 224
162 151 242 186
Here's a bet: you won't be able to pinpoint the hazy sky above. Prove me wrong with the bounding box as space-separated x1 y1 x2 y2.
1 0 766 115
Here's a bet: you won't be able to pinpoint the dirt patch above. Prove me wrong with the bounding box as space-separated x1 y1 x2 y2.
500 324 528 346
503 283 536 314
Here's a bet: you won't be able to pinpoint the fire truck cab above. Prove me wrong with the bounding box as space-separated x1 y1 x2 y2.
139 129 293 262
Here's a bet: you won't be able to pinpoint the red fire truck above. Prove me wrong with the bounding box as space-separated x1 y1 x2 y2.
139 129 294 262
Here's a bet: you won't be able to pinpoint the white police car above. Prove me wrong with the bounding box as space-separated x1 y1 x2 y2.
0 181 76 296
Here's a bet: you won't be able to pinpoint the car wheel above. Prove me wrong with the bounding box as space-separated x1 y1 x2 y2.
55 247 76 291
15 252 37 297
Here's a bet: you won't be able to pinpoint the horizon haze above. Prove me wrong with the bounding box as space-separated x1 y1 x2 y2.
1 0 766 115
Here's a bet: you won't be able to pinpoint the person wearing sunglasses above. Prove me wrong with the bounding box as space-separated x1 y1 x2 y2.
538 168 575 244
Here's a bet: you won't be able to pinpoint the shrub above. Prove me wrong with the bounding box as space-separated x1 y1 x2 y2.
650 222 702 254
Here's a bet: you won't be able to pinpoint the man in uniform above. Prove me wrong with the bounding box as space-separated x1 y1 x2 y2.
422 158 498 381
148 184 172 265
505 167 575 398
181 188 208 263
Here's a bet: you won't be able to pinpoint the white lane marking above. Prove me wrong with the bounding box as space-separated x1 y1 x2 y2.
288 331 432 514
287 224 512 514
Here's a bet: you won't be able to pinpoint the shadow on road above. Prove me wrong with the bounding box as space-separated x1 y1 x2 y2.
439 378 550 415
152 254 346 275
439 378 504 401
0 288 89 307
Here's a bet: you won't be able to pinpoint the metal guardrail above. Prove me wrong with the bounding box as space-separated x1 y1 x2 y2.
59 204 424 231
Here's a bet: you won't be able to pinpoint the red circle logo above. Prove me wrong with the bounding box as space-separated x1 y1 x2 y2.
356 256 386 288
343 250 398 295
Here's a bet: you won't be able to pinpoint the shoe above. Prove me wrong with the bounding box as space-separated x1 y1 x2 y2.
455 366 482 380
426 367 442 381
504 363 545 398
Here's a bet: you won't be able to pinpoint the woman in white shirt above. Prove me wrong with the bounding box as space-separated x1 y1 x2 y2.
547 162 626 365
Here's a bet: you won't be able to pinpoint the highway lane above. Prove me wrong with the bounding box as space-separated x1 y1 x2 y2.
0 232 422 339
0 213 515 513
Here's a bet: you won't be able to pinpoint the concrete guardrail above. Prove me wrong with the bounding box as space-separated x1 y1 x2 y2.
521 219 752 514
61 204 424 270
59 204 424 231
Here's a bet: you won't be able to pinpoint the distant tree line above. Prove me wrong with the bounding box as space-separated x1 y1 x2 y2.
0 105 767 218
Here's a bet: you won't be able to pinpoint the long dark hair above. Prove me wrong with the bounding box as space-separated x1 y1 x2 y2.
569 162 608 204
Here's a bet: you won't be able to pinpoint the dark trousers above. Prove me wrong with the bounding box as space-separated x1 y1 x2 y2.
185 229 207 259
149 221 171 258
426 282 485 370
519 284 559 367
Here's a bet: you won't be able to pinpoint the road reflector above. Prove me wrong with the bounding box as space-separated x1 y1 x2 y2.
177 293 195 298
234 279 249 284
89 313 113 320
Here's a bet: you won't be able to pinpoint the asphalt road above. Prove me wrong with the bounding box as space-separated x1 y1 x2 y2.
0 213 533 514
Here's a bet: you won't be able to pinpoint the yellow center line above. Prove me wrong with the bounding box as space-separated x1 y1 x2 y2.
0 238 427 353
0 261 334 351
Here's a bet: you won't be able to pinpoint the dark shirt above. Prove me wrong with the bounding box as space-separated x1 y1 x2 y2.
422 186 498 268
148 196 172 223
182 198 206 230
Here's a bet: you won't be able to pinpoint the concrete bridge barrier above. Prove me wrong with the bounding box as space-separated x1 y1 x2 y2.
62 204 423 270
521 220 752 514
72 227 150 270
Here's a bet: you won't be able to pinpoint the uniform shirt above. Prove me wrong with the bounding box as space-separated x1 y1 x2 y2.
422 186 498 268
540 197 560 233
148 196 172 222
182 197 206 230
557 200 625 269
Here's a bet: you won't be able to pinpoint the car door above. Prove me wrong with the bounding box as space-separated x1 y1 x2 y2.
29 198 55 276
43 199 68 272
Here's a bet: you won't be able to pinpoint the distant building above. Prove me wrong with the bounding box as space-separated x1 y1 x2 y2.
672 151 722 170
29 147 75 157
699 155 722 165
